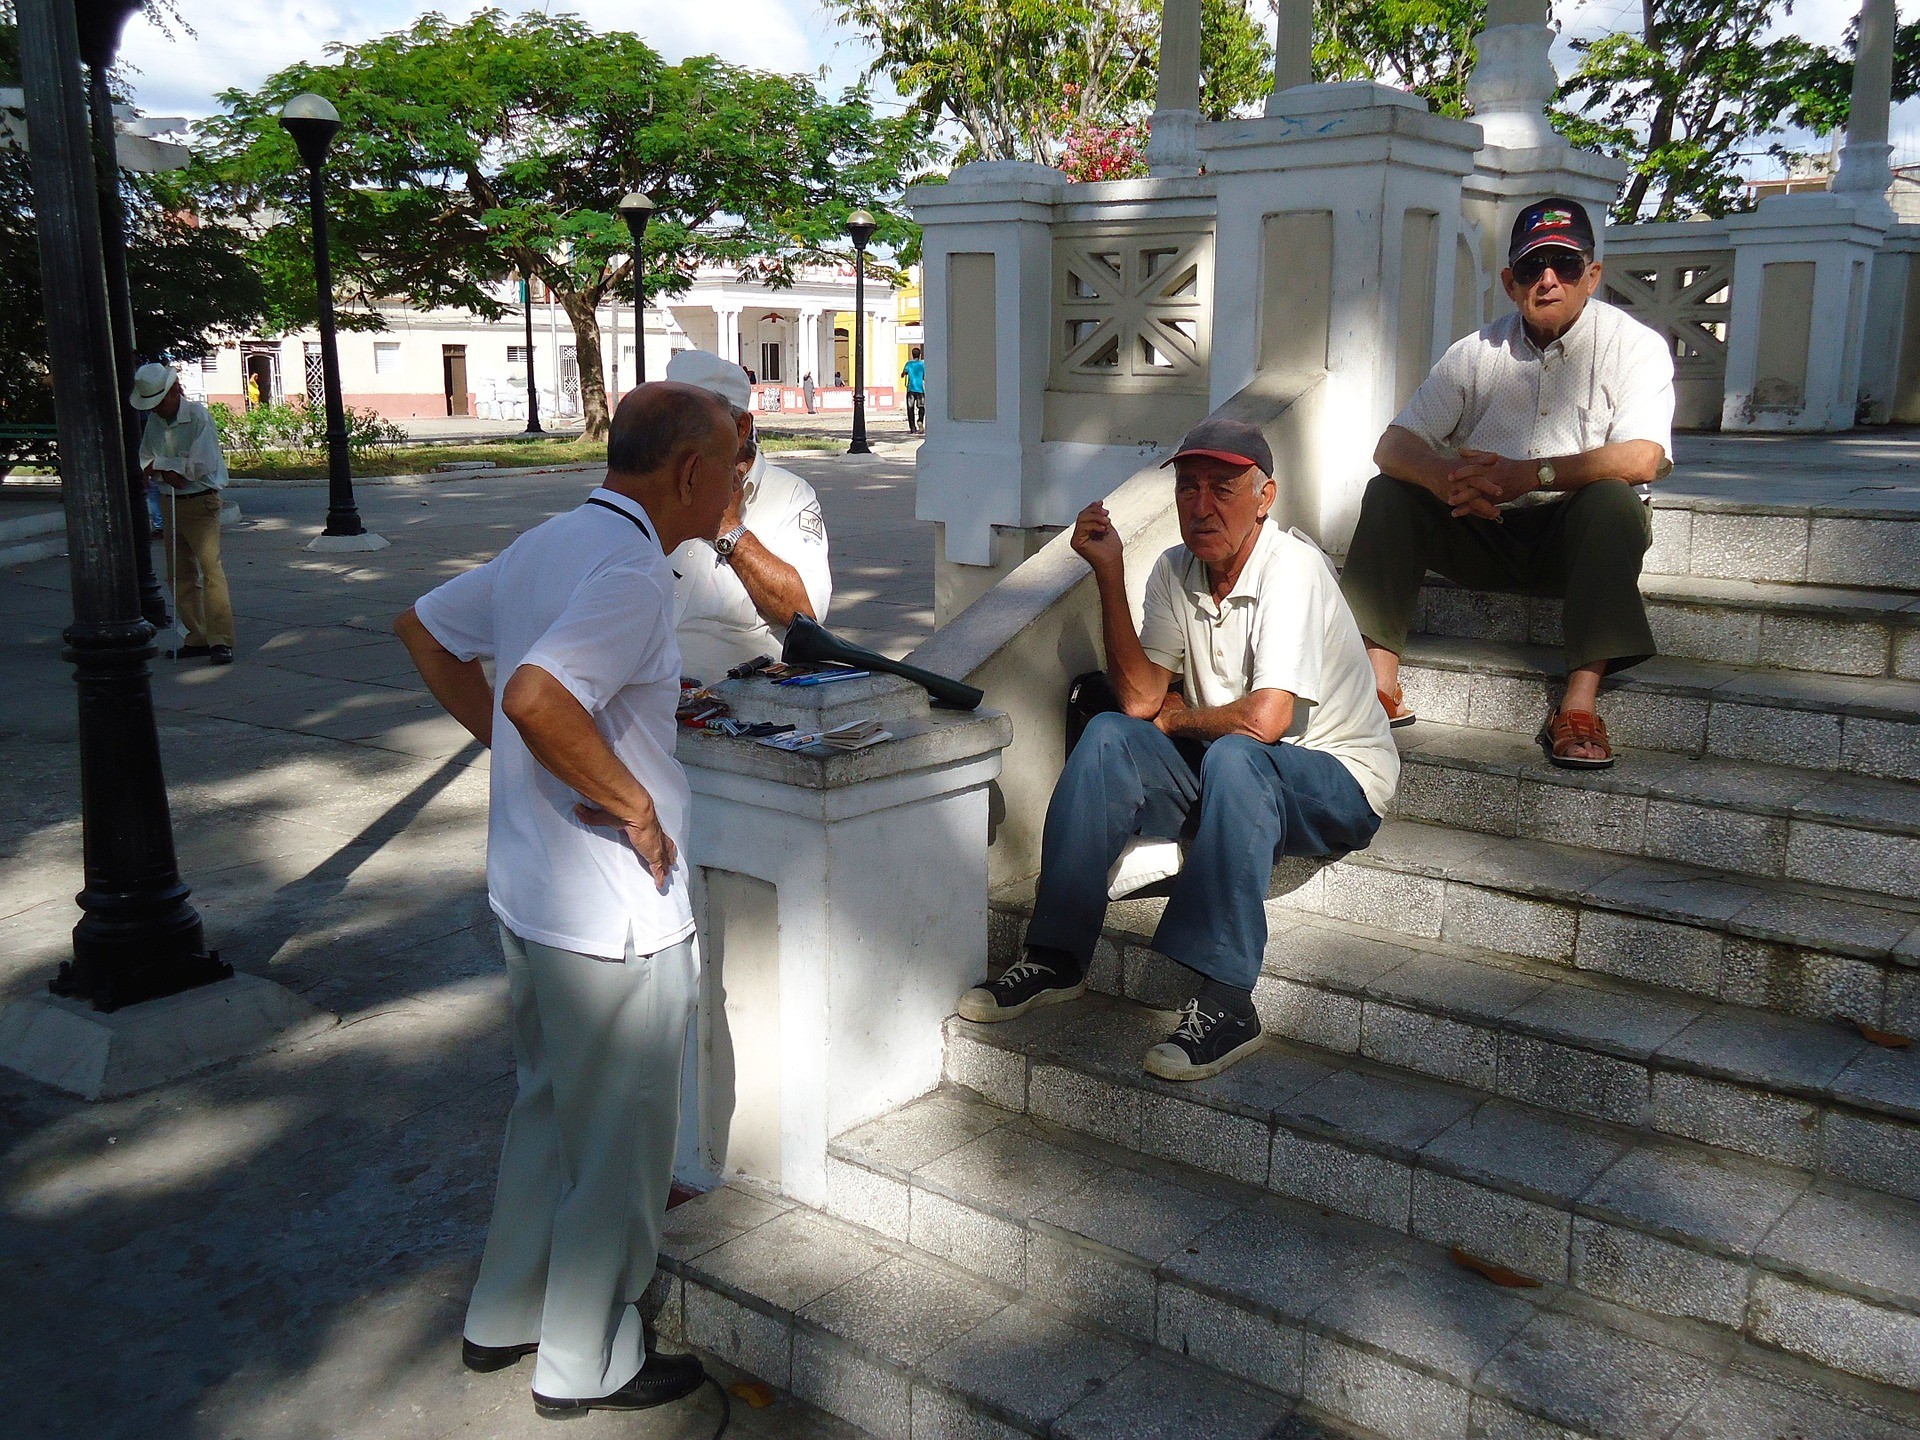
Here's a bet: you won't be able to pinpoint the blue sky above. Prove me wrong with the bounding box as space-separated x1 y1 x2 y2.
119 0 1913 177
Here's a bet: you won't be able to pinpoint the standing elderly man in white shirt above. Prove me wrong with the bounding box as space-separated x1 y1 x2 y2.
129 361 235 665
394 381 738 1419
662 350 832 680
956 419 1398 1083
1340 197 1676 770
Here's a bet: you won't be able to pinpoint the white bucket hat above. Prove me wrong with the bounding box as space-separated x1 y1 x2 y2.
128 361 178 411
664 350 752 411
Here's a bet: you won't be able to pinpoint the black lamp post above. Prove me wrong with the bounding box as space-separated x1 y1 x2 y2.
618 191 656 386
520 273 543 434
17 0 227 1010
74 0 170 632
846 208 876 455
278 93 365 539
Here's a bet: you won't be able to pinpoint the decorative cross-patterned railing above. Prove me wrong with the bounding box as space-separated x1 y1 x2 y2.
1602 233 1733 430
1051 222 1213 393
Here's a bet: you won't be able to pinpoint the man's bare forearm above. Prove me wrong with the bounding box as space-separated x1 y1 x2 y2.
1374 425 1454 498
1092 563 1169 718
501 666 657 824
1537 439 1667 489
1158 689 1295 745
724 532 815 628
395 608 493 746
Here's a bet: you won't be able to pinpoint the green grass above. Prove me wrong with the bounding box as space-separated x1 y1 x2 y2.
230 431 840 481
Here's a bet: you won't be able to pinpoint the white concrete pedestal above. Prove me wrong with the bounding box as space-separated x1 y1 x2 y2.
306 531 390 553
0 972 334 1100
1721 193 1890 432
673 674 1009 1205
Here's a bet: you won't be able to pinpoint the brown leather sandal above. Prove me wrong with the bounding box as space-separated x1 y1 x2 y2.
1377 683 1416 729
1543 709 1615 769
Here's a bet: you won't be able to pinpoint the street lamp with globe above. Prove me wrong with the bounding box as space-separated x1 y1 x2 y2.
846 208 877 455
278 93 386 552
618 192 657 387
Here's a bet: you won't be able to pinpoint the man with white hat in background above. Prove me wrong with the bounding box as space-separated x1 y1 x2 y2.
661 350 831 680
130 360 236 665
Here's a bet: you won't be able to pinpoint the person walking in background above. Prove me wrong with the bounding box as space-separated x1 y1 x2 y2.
394 382 739 1419
802 371 816 414
130 362 235 665
901 347 926 433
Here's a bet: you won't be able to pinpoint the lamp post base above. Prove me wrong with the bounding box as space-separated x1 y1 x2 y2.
307 530 390 553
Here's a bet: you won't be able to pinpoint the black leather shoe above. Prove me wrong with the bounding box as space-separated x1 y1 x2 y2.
532 1350 705 1416
462 1337 538 1373
209 645 234 665
169 644 212 660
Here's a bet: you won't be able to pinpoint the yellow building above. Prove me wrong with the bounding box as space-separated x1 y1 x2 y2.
894 267 924 380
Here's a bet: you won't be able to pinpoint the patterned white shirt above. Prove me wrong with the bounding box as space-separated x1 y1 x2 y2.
138 398 229 496
1391 298 1674 507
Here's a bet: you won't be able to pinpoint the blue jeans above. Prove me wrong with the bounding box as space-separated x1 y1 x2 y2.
1025 712 1381 990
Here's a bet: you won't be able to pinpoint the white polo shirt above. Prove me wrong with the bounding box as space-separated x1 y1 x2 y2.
669 451 832 681
1393 298 1675 508
414 486 693 959
138 398 229 496
1139 521 1400 816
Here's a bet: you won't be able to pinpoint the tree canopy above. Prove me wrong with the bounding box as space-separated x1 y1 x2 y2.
1313 0 1485 117
190 9 936 438
826 0 1272 165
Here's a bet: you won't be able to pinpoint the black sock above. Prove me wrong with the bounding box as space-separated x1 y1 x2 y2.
1197 977 1255 1019
1024 943 1083 984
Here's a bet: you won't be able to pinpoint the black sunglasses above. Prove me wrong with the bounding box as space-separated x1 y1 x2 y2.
1512 249 1590 286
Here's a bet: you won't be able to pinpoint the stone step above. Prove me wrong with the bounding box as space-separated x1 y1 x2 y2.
1412 575 1920 681
1645 495 1920 591
1228 818 1919 1032
809 1083 1920 1436
653 1179 1353 1440
930 1009 1920 1402
1394 635 1920 782
1120 910 1916 1199
1391 722 1920 903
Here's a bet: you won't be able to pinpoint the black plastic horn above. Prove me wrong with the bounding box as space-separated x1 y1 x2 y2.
782 614 984 711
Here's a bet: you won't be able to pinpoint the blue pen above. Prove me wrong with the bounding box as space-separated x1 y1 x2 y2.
776 669 871 687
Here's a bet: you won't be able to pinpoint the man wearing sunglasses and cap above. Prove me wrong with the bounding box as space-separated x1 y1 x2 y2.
1340 197 1674 769
955 419 1398 1081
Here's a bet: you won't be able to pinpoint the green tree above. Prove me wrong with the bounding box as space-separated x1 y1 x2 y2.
190 9 934 440
828 0 1272 165
1554 0 1836 220
1313 0 1486 117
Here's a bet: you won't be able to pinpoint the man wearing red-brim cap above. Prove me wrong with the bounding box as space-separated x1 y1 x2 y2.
955 419 1398 1081
1340 196 1675 771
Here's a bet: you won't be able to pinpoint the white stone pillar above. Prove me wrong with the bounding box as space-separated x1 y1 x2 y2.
1720 195 1888 431
1146 0 1203 175
712 305 740 363
798 307 821 383
1834 0 1897 221
1464 0 1558 151
1266 0 1313 103
673 675 1009 1203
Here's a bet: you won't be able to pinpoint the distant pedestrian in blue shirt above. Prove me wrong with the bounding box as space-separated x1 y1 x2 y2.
901 351 925 434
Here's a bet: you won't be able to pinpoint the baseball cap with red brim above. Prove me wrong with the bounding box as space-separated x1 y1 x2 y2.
1508 197 1596 265
1161 417 1273 477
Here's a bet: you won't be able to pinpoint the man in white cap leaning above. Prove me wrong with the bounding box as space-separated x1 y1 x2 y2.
662 350 831 679
130 360 235 665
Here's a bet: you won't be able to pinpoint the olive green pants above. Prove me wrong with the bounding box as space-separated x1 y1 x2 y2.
1339 474 1655 674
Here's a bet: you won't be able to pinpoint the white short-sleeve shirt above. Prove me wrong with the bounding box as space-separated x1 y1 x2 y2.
414 486 693 959
1139 521 1400 816
1392 298 1675 508
670 452 832 681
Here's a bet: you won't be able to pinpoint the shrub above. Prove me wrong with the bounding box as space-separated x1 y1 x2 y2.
209 398 404 469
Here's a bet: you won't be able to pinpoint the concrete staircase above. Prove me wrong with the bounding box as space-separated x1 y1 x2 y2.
654 491 1920 1440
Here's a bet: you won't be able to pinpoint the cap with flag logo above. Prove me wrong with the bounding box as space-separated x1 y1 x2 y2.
1508 198 1596 265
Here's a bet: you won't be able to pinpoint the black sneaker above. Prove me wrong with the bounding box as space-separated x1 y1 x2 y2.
956 949 1085 1023
209 645 234 665
532 1350 705 1416
1143 998 1263 1081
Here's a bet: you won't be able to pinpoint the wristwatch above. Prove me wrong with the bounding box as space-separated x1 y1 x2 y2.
714 524 748 562
1535 462 1557 492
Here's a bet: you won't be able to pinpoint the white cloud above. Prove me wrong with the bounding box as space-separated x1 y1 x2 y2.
117 0 891 120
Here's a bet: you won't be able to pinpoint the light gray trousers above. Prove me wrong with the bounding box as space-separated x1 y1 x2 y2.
464 923 698 1400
